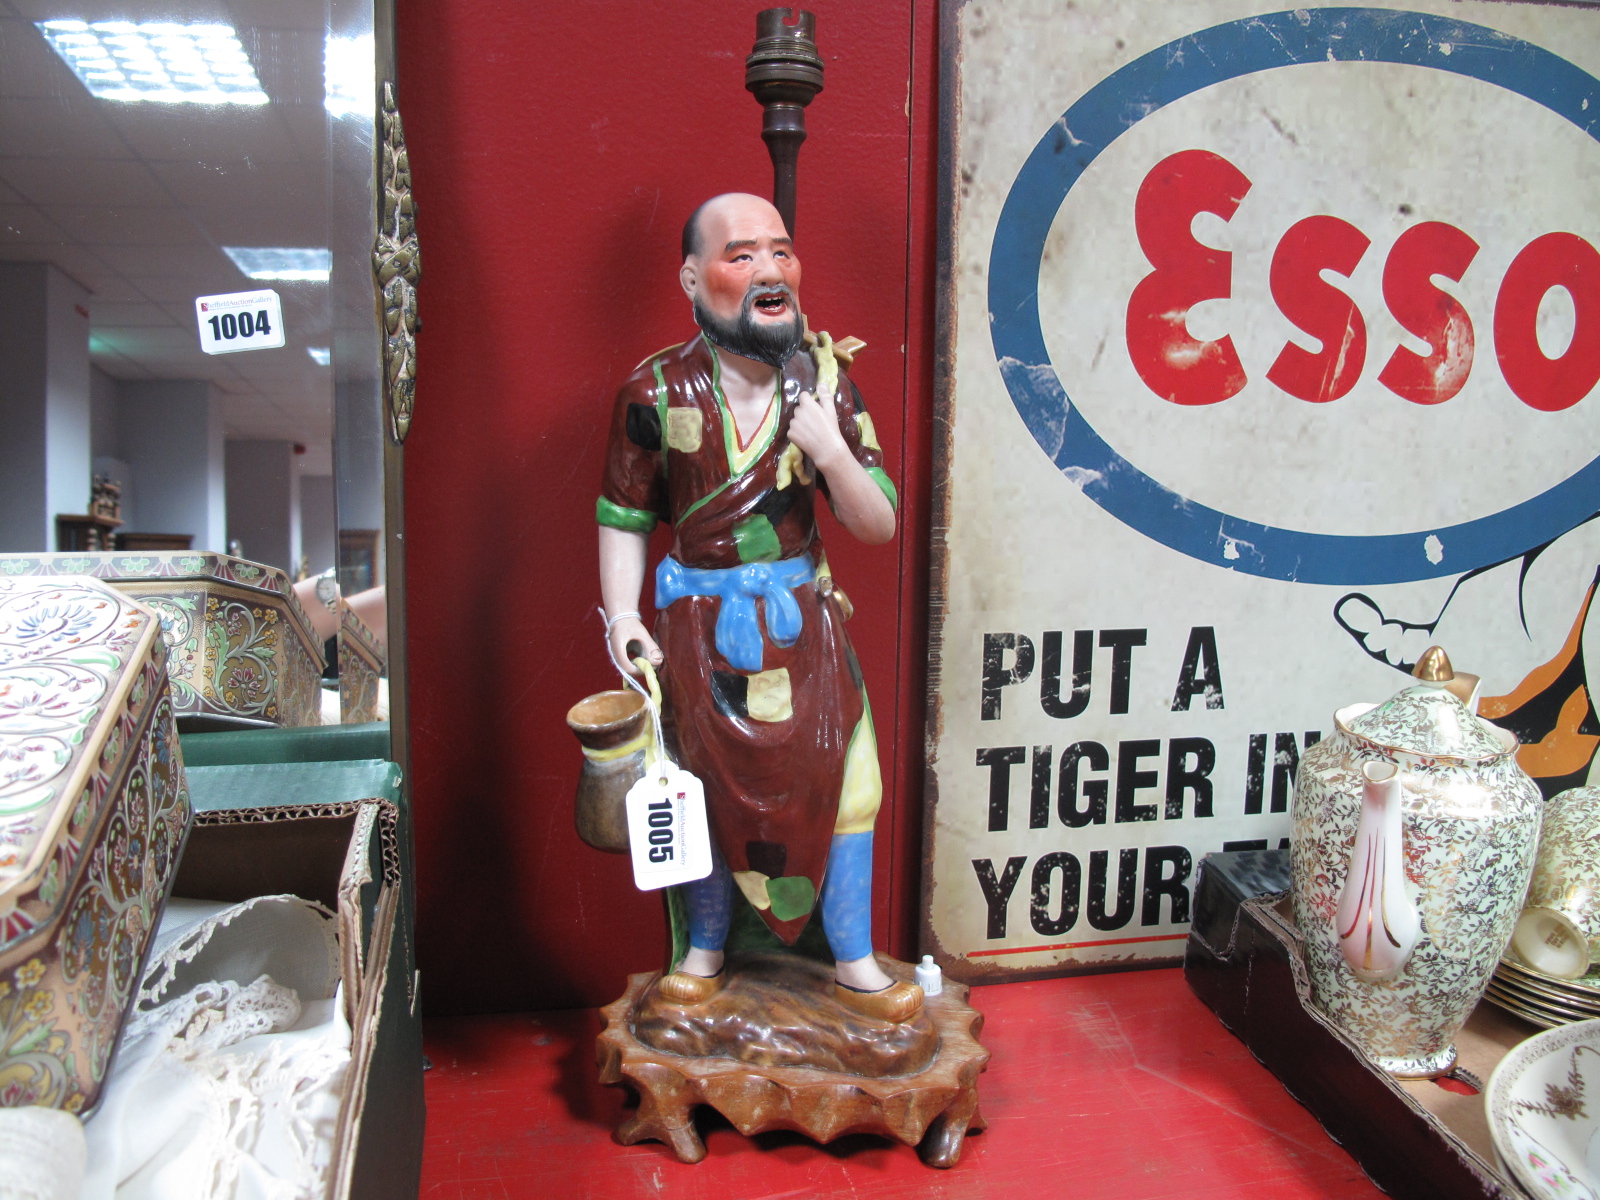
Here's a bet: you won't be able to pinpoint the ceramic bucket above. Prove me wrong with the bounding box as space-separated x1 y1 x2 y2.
566 689 650 854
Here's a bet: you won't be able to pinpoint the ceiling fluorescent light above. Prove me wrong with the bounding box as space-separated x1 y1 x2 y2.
307 347 331 365
35 20 268 105
223 247 331 282
324 34 374 118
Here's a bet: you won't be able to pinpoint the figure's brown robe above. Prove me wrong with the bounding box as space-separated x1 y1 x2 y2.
598 334 892 943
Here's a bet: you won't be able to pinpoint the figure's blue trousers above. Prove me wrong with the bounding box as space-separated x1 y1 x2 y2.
681 831 874 964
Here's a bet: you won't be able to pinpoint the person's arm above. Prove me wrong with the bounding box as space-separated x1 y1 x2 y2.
787 388 895 544
600 525 663 673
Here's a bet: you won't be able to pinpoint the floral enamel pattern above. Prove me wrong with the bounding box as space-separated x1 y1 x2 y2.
338 600 385 724
0 554 321 730
1292 684 1542 1077
0 577 191 1113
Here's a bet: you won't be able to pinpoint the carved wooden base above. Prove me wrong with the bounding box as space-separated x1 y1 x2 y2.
596 953 988 1168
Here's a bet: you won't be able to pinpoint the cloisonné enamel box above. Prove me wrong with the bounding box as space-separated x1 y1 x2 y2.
339 599 385 724
0 576 192 1112
0 553 324 732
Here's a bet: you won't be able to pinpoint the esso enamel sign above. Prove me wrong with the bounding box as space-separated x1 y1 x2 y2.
992 7 1600 584
925 2 1600 985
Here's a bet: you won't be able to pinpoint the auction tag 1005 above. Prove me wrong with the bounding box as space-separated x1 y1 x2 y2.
194 289 286 355
624 764 713 890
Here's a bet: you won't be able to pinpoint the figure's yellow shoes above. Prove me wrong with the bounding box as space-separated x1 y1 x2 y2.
656 968 725 1005
833 979 924 1024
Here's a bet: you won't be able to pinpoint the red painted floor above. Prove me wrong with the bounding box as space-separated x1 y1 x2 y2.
420 968 1387 1199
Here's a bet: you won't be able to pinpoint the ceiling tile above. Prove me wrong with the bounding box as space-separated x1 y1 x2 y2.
95 244 225 275
0 17 78 101
83 274 150 303
0 202 67 244
0 0 373 450
90 299 177 328
0 242 115 286
148 158 321 209
0 157 171 207
0 96 131 159
126 269 244 301
5 0 236 18
52 205 206 246
107 105 302 165
189 204 328 247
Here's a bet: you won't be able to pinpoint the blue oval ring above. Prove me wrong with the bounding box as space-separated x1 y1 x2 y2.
990 7 1600 584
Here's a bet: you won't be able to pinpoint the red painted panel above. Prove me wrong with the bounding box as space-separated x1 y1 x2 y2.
418 969 1386 1197
397 0 935 1012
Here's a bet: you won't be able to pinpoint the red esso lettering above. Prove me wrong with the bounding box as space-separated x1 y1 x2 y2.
1267 215 1370 403
1124 149 1600 411
1494 233 1600 412
1125 149 1251 405
1379 222 1479 405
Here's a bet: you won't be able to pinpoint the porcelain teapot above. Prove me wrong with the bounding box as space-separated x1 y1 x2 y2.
1291 647 1542 1078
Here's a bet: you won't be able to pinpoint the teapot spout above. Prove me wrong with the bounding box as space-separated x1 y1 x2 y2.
1335 761 1423 982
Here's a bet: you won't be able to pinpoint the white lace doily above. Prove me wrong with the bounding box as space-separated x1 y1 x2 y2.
78 895 352 1200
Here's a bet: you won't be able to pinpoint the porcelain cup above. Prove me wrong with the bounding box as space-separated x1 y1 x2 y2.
1512 786 1600 979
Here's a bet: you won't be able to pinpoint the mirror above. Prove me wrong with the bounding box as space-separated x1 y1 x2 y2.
0 0 395 732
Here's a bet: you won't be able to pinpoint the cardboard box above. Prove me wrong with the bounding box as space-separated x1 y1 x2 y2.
176 752 423 1200
1185 849 1533 1200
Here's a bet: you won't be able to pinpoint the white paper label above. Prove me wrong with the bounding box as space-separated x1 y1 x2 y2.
624 764 712 891
194 289 286 355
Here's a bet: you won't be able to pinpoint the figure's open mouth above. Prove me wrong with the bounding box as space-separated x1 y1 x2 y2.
752 291 790 317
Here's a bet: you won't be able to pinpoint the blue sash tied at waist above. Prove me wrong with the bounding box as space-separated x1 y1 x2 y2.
656 555 815 673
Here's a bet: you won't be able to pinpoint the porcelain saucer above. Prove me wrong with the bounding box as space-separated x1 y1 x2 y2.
1487 1019 1600 1200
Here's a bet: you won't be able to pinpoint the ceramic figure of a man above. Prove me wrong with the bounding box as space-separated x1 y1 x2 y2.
596 192 921 1023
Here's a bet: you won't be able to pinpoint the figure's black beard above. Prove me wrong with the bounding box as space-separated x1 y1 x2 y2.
694 288 803 368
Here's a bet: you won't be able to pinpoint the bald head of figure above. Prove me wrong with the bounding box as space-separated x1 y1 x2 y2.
679 193 804 368
681 192 787 261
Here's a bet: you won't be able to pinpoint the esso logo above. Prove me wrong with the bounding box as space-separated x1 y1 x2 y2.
1125 150 1600 415
990 8 1600 586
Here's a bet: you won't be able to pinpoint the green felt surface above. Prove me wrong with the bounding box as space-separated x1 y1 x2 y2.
185 758 402 813
180 722 392 767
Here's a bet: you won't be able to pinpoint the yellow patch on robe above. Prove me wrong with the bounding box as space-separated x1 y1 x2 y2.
856 411 881 452
666 407 703 452
747 667 793 722
775 442 812 490
733 870 771 909
834 706 883 835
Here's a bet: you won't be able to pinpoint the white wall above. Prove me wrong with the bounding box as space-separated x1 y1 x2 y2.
117 380 226 551
0 263 90 551
299 474 336 576
226 440 295 573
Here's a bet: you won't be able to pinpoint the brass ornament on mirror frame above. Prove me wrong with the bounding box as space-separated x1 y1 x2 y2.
375 81 420 444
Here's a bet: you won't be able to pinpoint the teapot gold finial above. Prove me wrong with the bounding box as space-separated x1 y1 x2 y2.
1411 646 1482 709
1413 646 1453 682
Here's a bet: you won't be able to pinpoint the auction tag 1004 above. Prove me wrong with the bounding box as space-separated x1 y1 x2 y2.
194 289 286 355
624 764 713 890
